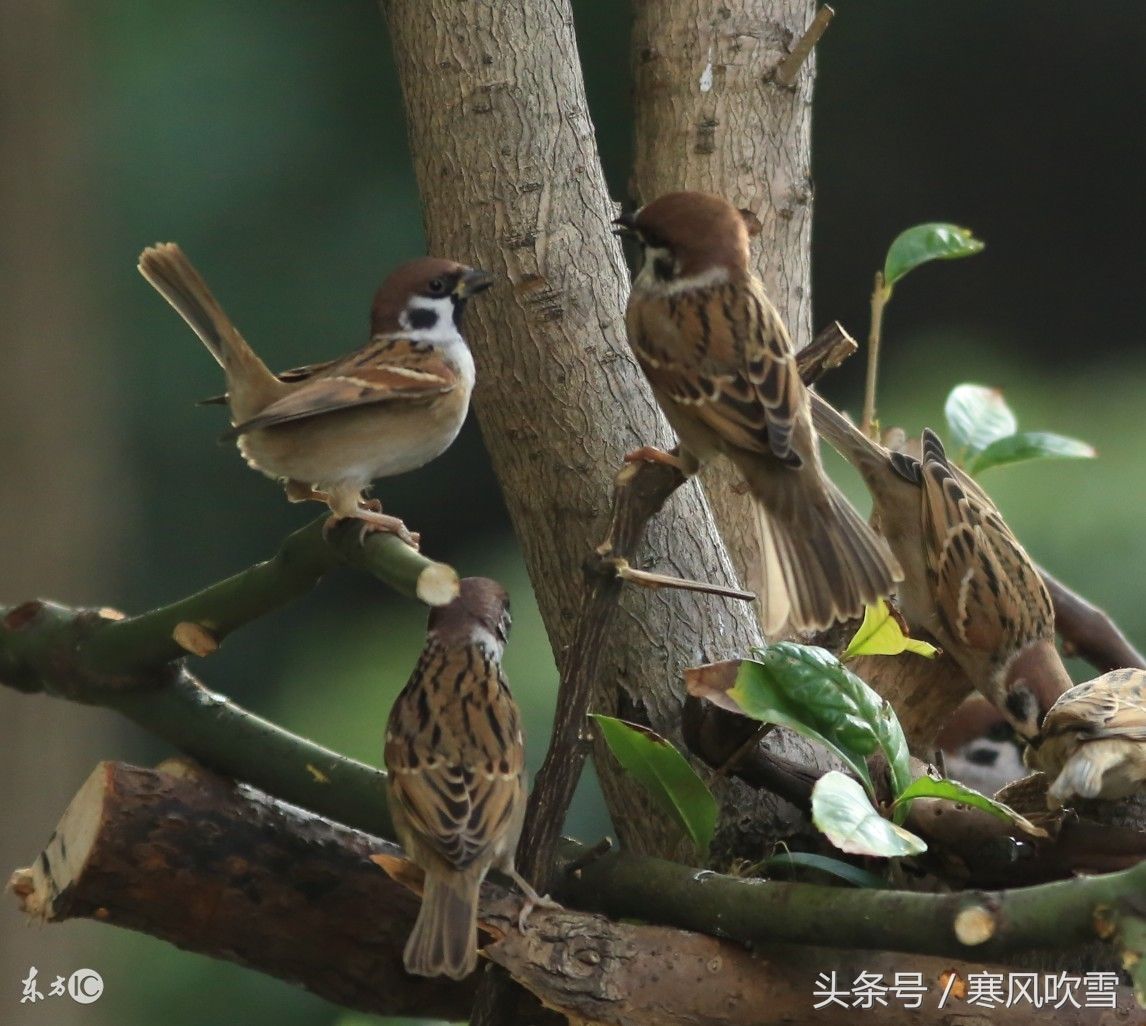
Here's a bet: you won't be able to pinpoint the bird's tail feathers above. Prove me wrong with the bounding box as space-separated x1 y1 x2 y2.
138 243 279 404
403 872 479 980
750 471 902 633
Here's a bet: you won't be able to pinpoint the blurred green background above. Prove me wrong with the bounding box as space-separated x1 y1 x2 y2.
1 3 1142 1025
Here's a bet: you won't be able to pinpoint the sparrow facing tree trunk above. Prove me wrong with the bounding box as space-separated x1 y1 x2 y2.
616 190 902 634
138 243 492 545
384 577 554 979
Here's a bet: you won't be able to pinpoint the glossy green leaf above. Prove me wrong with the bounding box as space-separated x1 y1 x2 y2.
591 714 717 860
965 430 1097 476
894 775 1048 838
812 772 927 858
844 599 940 660
762 850 890 889
944 384 1018 456
883 223 984 289
716 643 912 799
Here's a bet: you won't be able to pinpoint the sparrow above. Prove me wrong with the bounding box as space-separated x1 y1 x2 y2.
1024 668 1146 808
614 191 902 634
810 391 1073 738
138 243 493 545
384 577 555 978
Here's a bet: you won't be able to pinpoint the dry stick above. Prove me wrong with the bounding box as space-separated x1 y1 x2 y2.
774 5 836 87
861 271 890 436
1040 564 1146 672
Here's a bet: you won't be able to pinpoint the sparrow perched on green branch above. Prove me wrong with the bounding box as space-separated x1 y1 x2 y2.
139 243 492 546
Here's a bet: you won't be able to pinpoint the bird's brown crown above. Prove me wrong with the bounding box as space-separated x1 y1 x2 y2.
427 576 511 648
632 191 751 277
370 257 471 335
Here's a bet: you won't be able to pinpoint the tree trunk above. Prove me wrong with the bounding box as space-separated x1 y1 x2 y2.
631 0 819 622
381 0 827 861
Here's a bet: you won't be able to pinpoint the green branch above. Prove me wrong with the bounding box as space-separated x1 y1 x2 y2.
1 597 393 836
0 517 461 836
81 516 457 674
560 845 1146 963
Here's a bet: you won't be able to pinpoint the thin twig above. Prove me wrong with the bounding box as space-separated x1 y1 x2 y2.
612 559 756 602
861 271 889 437
774 6 835 87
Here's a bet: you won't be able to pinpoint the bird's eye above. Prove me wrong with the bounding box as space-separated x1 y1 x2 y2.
428 277 446 294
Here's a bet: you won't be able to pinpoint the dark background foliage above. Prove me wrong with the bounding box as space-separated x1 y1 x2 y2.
1 3 1142 1024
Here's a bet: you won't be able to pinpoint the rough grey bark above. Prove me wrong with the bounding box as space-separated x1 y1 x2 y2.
631 0 819 621
381 0 827 861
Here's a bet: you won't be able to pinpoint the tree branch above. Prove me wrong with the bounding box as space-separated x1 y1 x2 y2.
0 601 394 838
10 762 1139 1024
1039 564 1146 673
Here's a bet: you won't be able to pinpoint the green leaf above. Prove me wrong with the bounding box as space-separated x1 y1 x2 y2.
965 430 1097 476
590 714 717 860
883 223 984 289
944 384 1018 456
812 772 927 858
762 851 890 889
687 644 912 800
844 599 940 660
894 776 1048 838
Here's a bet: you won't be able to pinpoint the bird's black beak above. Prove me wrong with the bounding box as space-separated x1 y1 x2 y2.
455 268 495 297
611 211 637 237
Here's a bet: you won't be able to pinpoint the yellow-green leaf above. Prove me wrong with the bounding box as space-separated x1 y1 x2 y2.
844 599 940 660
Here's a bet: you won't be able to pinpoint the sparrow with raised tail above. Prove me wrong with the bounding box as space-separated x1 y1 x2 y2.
615 191 902 633
1025 668 1146 808
138 243 493 546
810 392 1073 738
384 577 555 979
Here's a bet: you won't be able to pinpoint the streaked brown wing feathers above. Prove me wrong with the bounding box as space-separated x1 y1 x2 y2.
385 643 524 870
227 338 456 436
628 278 803 462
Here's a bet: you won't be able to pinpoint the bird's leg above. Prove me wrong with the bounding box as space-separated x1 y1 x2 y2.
506 868 562 934
622 444 693 475
319 485 421 549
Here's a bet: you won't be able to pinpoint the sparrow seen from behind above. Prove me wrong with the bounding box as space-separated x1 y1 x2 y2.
615 191 901 634
384 577 555 979
138 243 493 546
811 392 1073 738
1025 668 1146 808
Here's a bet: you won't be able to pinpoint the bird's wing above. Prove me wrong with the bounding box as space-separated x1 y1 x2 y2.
224 338 457 437
628 275 805 466
1044 670 1146 743
919 429 1048 656
385 646 524 871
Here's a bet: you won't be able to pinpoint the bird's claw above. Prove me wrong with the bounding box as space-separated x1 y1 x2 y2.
508 869 562 934
623 445 688 473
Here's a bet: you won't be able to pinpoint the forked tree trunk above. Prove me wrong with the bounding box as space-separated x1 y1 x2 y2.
381 0 830 860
